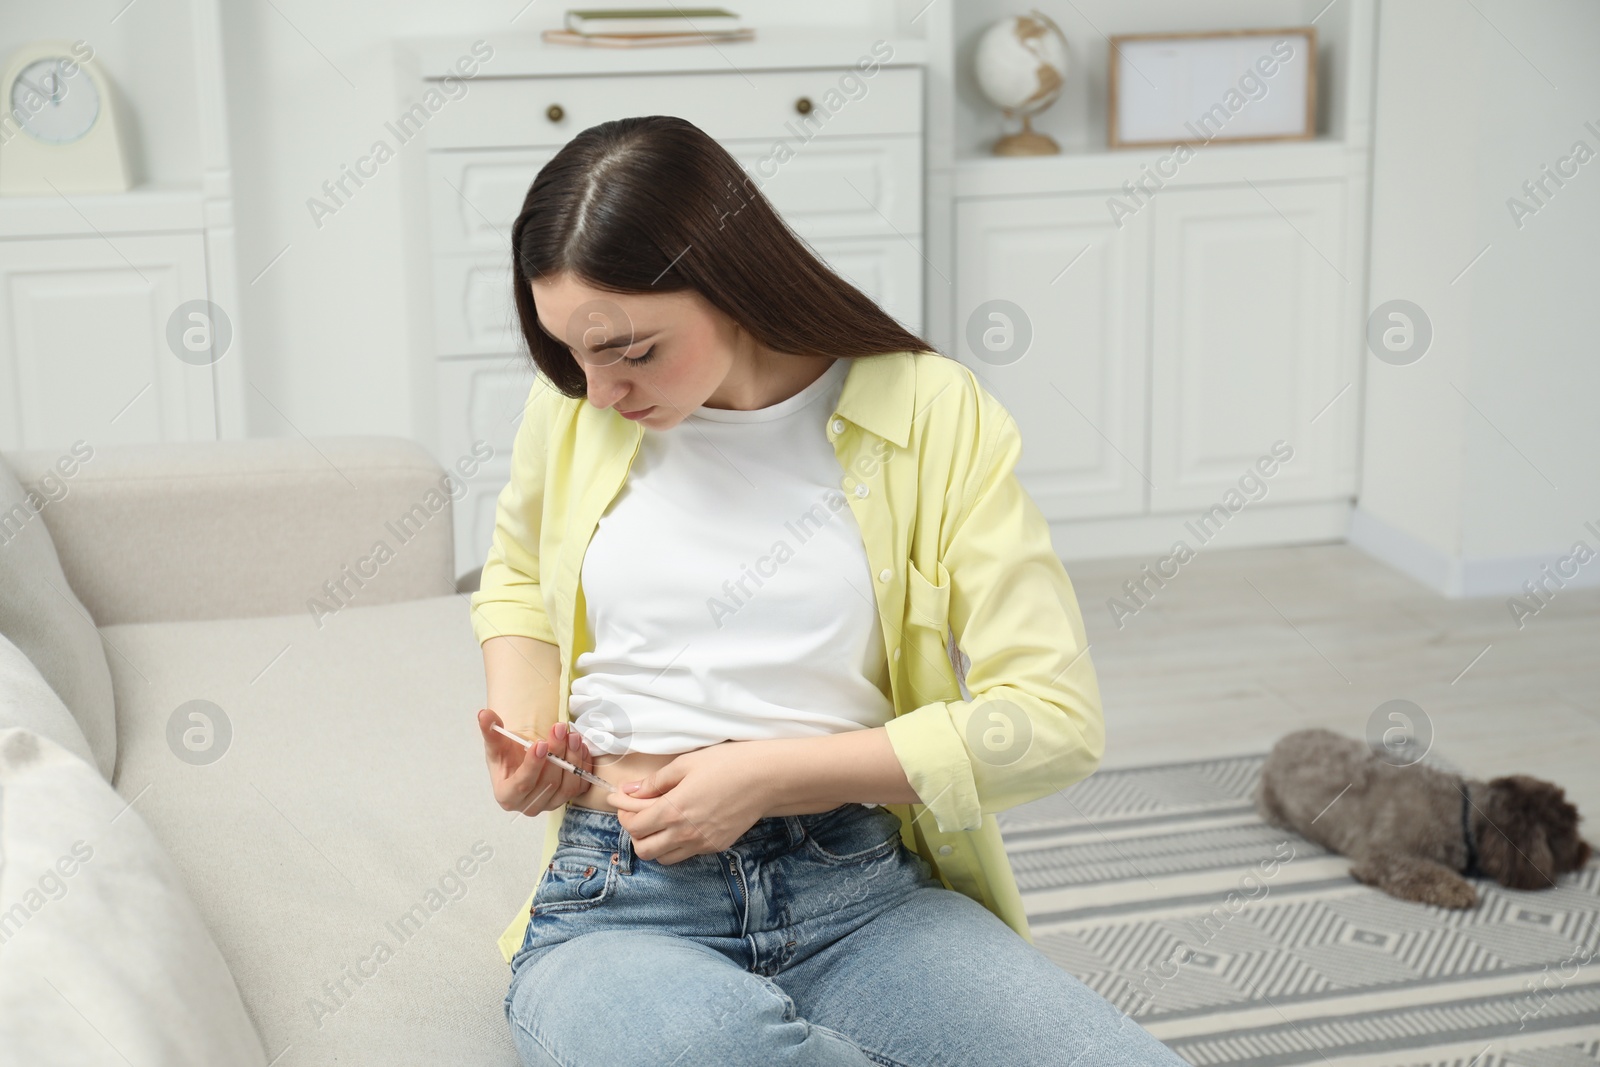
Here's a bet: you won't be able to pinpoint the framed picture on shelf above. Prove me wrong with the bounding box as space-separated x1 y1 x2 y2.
1107 27 1317 149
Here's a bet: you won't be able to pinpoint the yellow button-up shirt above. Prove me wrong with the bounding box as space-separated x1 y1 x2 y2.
470 349 1105 965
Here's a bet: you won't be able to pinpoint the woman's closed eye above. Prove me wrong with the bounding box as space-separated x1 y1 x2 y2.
625 345 657 366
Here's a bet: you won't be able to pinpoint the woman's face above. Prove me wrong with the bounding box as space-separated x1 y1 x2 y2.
530 273 740 430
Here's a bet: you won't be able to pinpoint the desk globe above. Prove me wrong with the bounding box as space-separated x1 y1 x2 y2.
973 10 1070 156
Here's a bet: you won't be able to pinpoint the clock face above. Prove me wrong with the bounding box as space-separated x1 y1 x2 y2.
11 57 101 145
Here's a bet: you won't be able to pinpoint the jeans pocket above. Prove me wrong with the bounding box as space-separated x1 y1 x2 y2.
532 844 616 914
802 804 904 866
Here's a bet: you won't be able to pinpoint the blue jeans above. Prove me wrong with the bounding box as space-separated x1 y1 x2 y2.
505 801 1185 1066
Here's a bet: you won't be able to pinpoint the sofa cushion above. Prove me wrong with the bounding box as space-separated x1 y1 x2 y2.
0 727 268 1066
0 631 95 767
6 436 457 627
100 594 542 1065
0 449 116 780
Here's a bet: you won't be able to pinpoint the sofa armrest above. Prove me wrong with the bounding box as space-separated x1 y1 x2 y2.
6 436 458 626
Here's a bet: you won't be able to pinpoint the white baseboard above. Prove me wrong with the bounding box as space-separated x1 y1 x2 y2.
1049 499 1352 564
1348 506 1600 599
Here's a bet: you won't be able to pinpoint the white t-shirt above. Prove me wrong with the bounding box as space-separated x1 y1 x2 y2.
568 356 896 758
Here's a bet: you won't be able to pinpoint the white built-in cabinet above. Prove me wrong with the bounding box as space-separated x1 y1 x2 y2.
929 0 1375 559
955 176 1357 529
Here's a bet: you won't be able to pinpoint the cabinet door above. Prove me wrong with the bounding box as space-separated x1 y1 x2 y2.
0 235 214 450
954 193 1150 520
1149 181 1351 511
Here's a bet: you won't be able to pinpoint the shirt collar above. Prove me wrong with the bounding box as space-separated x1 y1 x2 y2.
833 350 916 449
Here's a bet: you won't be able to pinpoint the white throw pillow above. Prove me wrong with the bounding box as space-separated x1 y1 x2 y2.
0 450 116 780
0 727 268 1066
0 632 95 767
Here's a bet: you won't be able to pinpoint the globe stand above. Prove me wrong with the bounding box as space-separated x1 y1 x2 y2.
993 112 1059 156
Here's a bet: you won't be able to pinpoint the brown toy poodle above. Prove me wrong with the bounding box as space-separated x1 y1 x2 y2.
1256 728 1591 908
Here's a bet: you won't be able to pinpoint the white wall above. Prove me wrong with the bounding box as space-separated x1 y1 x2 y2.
1354 0 1600 597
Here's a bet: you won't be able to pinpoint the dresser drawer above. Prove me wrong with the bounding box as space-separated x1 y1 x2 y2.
433 253 517 356
429 138 921 255
435 355 541 579
436 353 536 462
427 66 922 149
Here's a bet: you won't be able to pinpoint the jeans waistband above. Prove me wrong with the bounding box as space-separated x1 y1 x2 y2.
557 801 879 860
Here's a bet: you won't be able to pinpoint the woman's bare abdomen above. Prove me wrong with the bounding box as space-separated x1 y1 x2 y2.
569 745 698 813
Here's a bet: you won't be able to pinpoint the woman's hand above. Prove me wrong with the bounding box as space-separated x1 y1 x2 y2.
478 708 594 817
607 741 773 864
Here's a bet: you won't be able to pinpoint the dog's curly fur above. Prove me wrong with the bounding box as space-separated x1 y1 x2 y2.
1256 728 1592 908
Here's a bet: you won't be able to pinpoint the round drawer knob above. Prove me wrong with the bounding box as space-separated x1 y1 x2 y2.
547 104 565 123
795 96 813 116
937 844 953 856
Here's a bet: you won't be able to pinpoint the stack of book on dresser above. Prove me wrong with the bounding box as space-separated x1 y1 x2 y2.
542 7 753 47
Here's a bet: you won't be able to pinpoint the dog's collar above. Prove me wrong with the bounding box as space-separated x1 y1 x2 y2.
1460 783 1483 877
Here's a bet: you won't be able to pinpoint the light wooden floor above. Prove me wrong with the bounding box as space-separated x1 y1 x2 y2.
1062 540 1600 819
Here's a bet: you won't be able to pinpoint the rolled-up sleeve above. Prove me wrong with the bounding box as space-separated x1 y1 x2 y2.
882 382 1105 832
469 380 558 647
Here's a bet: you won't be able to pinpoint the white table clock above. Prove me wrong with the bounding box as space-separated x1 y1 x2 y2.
0 40 133 194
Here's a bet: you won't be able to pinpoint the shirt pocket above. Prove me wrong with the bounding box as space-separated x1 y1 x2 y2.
904 559 961 700
906 558 950 630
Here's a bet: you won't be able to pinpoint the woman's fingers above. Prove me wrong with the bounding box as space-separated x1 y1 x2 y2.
557 728 594 801
493 724 558 812
478 711 600 815
522 725 587 812
478 710 568 815
518 746 568 813
478 709 517 766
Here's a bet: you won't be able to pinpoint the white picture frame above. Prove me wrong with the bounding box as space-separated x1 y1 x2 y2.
1108 27 1317 149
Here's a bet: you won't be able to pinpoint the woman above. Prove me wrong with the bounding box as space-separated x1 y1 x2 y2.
470 116 1185 1066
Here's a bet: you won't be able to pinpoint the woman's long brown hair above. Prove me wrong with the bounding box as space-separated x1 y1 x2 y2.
510 115 936 398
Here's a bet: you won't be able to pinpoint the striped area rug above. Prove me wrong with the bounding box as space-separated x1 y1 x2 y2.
999 753 1600 1067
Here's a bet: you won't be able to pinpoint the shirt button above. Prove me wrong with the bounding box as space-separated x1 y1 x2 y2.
892 647 901 661
831 418 844 434
855 484 868 498
878 568 892 582
937 844 953 856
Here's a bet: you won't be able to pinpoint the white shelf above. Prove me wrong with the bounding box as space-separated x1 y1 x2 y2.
400 29 925 79
0 185 205 239
949 137 1361 197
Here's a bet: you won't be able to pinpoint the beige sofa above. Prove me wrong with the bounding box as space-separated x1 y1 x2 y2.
0 436 539 1065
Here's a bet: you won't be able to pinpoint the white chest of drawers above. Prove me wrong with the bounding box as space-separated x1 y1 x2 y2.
400 34 927 581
